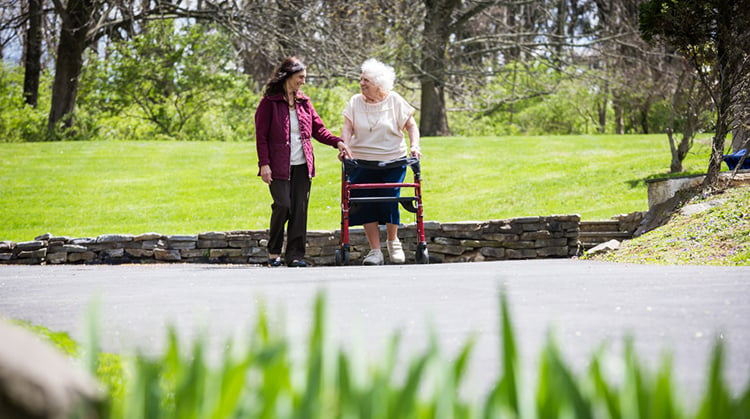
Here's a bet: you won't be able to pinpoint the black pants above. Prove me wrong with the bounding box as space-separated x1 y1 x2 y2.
268 164 311 262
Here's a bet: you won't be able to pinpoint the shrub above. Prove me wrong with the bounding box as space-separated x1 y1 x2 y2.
0 63 49 142
64 293 749 419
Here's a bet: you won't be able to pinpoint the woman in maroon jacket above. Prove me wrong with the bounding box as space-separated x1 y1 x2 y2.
255 57 351 267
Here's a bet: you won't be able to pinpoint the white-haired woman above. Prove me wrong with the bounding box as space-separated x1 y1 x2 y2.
341 58 422 265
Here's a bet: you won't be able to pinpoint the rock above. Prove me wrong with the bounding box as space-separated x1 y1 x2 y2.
587 239 621 255
68 252 96 263
680 199 727 216
48 236 70 244
197 239 228 249
167 235 198 242
96 234 133 243
198 231 226 240
46 252 68 264
480 247 505 259
16 241 45 251
154 249 181 261
0 320 103 419
169 241 196 250
134 232 164 241
70 238 97 245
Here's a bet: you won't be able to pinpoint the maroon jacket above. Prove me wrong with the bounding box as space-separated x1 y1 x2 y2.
255 92 342 180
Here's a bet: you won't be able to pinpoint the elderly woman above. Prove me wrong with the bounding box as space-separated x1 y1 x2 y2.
256 57 351 267
341 58 422 265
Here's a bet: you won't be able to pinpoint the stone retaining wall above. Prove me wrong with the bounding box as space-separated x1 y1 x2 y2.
646 171 750 209
0 215 580 266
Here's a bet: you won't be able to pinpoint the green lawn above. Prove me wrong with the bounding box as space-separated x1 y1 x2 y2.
0 135 714 242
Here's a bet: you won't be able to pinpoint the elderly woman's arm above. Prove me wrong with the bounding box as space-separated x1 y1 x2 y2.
340 117 354 160
342 117 353 144
405 116 421 159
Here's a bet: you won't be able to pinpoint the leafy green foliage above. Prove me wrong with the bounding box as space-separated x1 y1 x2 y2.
639 0 718 60
445 60 687 137
2 51 702 143
0 63 49 142
19 292 750 418
78 21 257 141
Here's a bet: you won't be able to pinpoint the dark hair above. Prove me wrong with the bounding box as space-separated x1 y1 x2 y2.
263 57 306 97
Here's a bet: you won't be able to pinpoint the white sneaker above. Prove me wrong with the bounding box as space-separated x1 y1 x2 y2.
362 249 384 265
387 239 405 264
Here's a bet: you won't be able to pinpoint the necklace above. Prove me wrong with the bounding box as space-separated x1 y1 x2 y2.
366 109 383 132
364 94 387 132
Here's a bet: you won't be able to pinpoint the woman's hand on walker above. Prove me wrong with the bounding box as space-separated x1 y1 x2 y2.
337 142 352 161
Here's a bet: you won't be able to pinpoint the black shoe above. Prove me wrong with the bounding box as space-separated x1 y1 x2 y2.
268 257 283 267
287 259 308 267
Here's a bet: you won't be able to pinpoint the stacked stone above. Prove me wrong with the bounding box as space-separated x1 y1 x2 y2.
611 211 647 235
0 215 580 266
0 231 269 265
0 238 46 265
397 216 580 263
304 231 341 266
304 215 580 265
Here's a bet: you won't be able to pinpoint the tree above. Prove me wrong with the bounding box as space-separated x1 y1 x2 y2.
5 0 736 142
731 66 750 152
418 0 456 136
640 0 750 190
419 0 498 136
47 0 97 131
22 0 42 107
45 0 250 133
667 63 711 173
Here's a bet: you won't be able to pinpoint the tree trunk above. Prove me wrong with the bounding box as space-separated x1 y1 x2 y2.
668 71 702 173
732 126 749 152
702 0 736 190
731 64 749 152
667 130 682 173
704 100 730 189
418 0 458 137
47 0 95 131
553 0 566 67
639 99 651 134
504 1 521 62
23 0 43 107
668 129 695 173
613 95 624 134
597 82 608 133
731 80 749 151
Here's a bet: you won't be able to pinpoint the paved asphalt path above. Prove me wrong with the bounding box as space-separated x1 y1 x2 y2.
1 260 749 403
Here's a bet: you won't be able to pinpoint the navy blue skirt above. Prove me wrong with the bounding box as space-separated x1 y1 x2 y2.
348 162 407 226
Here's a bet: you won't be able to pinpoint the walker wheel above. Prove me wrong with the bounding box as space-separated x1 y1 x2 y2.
335 248 349 266
415 243 429 264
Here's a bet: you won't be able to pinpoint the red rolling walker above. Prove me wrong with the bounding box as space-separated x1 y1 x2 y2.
335 157 429 265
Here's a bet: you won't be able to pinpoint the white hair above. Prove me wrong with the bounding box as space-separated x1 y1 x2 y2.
361 58 395 92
